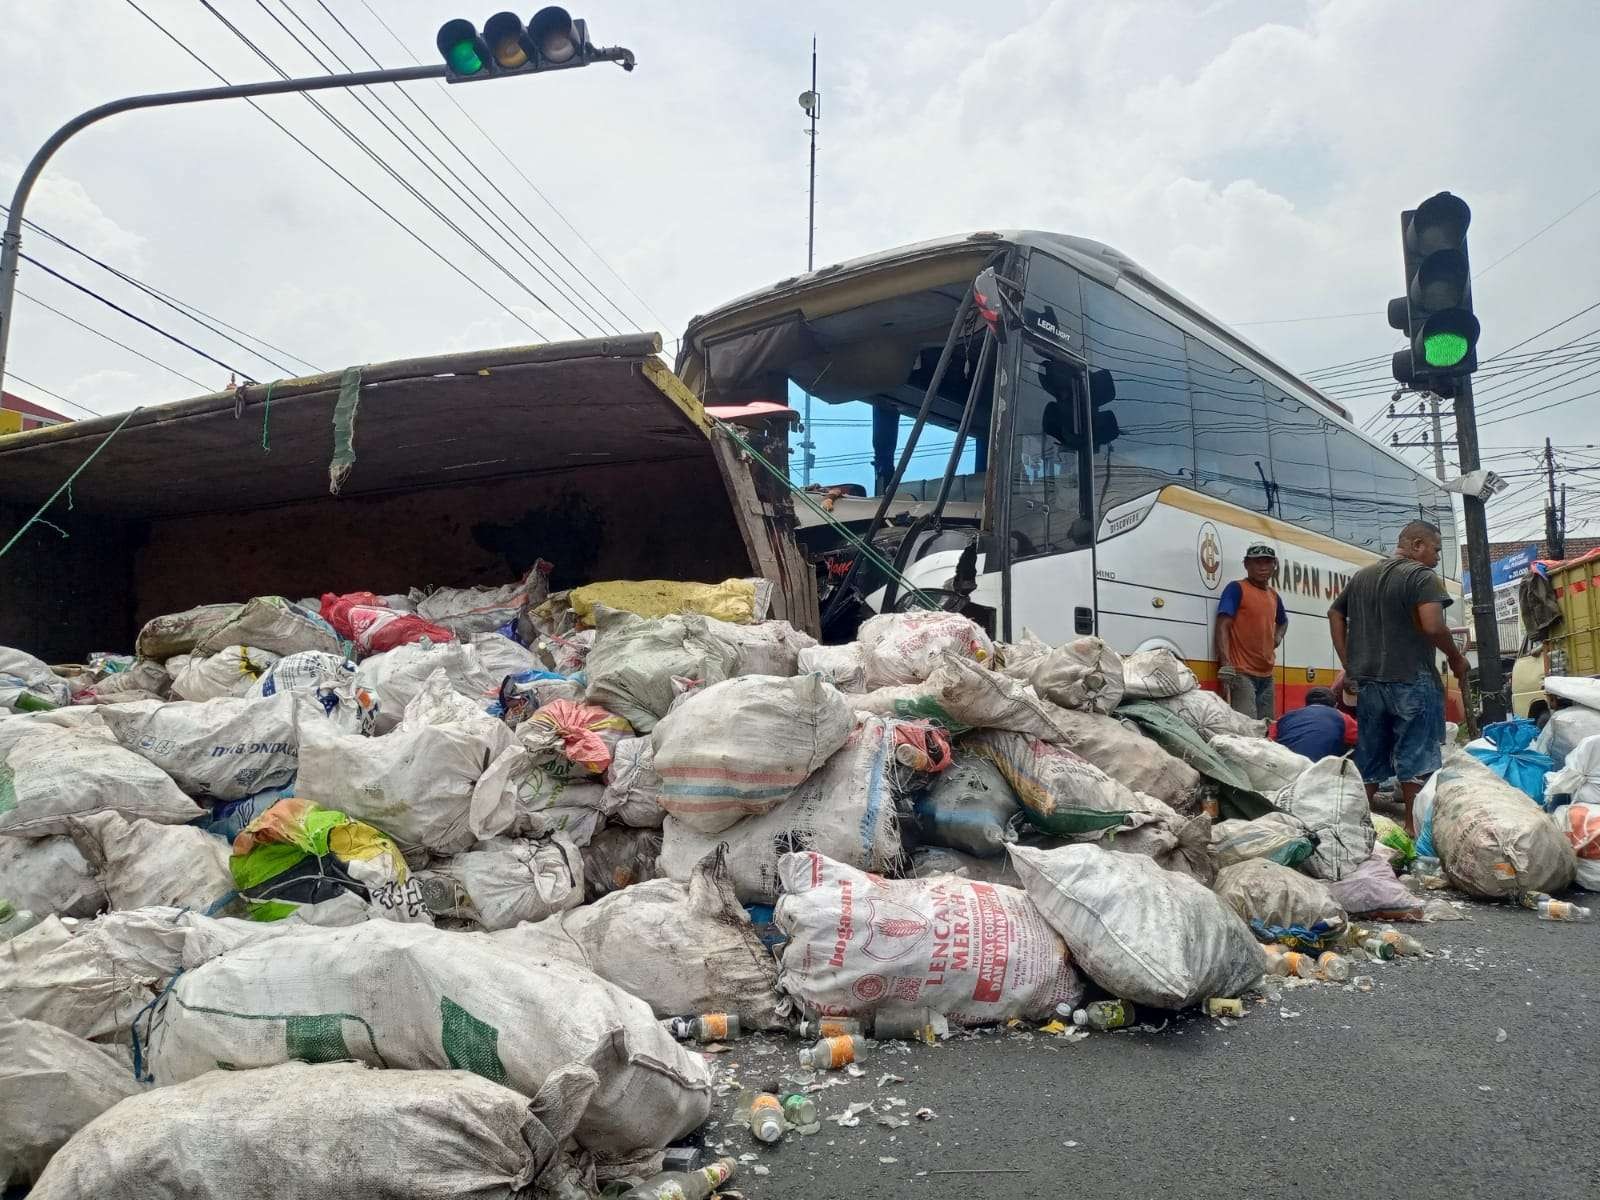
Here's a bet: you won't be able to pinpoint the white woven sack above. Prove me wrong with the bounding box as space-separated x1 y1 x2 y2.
653 674 854 834
492 846 782 1029
353 640 500 733
774 850 1084 1025
0 730 200 836
0 835 105 918
1274 756 1374 881
66 811 234 914
26 1061 567 1200
100 693 306 802
1121 648 1198 699
603 736 665 828
1152 688 1265 741
1433 752 1575 897
0 910 191 1040
797 642 867 693
170 645 281 702
426 834 584 930
1028 635 1126 715
1009 843 1265 1009
1210 733 1313 796
857 610 994 688
298 672 513 855
657 716 903 903
0 1018 143 1188
144 921 712 1159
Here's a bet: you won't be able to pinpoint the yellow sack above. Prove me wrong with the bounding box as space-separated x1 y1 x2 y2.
568 578 764 626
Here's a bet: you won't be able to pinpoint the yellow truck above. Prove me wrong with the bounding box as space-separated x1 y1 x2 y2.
1513 550 1600 721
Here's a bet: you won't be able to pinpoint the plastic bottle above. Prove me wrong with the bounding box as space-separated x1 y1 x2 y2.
668 1013 741 1043
1316 952 1353 982
1071 999 1134 1031
781 1093 817 1128
872 1008 945 1043
1517 890 1554 911
1203 997 1244 1018
0 900 40 942
1537 898 1593 922
619 1157 736 1200
748 1093 784 1143
1378 929 1425 956
1360 938 1396 961
798 1034 865 1071
1266 950 1318 979
797 1017 863 1039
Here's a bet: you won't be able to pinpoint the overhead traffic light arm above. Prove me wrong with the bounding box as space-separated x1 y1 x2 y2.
0 62 450 391
0 12 638 390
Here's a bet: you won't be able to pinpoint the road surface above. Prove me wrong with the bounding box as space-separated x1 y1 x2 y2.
693 893 1595 1200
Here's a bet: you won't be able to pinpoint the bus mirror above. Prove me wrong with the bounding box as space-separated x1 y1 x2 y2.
1089 368 1120 449
973 267 1021 341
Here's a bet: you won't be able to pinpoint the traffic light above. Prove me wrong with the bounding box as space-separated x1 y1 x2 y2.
436 9 634 81
1388 191 1480 388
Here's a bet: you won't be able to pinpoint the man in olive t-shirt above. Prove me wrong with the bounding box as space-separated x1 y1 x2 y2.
1327 519 1470 836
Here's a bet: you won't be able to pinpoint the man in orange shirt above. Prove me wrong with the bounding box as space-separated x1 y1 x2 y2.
1216 543 1288 719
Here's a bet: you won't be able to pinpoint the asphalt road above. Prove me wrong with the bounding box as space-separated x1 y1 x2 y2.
694 891 1596 1200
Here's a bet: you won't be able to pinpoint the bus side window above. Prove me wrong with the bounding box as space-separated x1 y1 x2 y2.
1010 343 1092 558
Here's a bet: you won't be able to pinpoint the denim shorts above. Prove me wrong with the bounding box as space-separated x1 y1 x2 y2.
1353 671 1446 784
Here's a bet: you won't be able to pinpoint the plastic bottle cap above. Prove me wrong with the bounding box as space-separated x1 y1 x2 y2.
0 901 13 921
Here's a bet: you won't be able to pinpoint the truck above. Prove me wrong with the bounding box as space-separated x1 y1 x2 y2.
1511 549 1600 723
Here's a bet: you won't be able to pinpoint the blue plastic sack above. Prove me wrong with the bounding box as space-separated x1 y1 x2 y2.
1465 719 1554 804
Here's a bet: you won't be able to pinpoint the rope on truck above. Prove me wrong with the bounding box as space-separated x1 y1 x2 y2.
0 405 142 559
712 418 943 614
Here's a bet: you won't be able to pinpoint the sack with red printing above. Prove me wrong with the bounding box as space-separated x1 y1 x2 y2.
773 850 1084 1026
321 592 456 656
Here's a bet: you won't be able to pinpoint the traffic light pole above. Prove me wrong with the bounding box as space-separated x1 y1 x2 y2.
0 63 447 392
1454 374 1507 723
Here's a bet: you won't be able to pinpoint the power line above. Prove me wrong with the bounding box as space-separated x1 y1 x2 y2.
16 288 210 390
259 0 615 339
1475 181 1600 279
1 202 318 376
352 0 672 334
1233 309 1380 328
304 0 644 337
122 0 548 341
195 0 570 339
21 252 257 381
2 372 103 419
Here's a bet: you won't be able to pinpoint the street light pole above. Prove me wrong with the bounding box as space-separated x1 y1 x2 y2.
0 64 448 391
796 41 821 486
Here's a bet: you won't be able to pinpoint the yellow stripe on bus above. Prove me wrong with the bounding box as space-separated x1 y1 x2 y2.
1157 486 1385 568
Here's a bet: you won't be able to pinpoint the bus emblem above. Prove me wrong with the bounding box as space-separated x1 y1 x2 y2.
1198 522 1222 590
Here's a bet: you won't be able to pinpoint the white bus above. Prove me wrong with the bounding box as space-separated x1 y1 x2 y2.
678 230 1463 720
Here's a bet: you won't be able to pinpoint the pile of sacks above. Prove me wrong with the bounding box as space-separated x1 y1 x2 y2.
2 593 1568 1196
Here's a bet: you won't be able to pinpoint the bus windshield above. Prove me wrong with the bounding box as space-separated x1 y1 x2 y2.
691 270 993 510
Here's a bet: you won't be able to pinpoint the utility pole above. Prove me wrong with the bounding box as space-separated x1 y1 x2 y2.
1561 483 1568 557
1545 437 1565 559
797 40 821 485
1429 392 1448 480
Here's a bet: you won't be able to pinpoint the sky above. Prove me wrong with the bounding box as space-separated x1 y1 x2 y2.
3 0 1598 548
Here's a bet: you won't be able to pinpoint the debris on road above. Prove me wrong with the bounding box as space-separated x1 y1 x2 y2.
2 596 1589 1196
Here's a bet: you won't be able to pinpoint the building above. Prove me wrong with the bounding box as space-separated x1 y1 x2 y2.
1461 538 1600 656
0 391 70 435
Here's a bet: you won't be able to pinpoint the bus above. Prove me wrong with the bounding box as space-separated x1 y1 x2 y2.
676 230 1463 719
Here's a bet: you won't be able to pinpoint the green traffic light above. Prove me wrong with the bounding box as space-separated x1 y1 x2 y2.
1423 331 1470 368
446 39 484 74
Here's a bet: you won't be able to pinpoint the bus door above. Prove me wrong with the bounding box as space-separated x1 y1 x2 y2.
994 254 1098 643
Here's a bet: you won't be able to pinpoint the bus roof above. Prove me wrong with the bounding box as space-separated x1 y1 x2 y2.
680 228 1363 430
